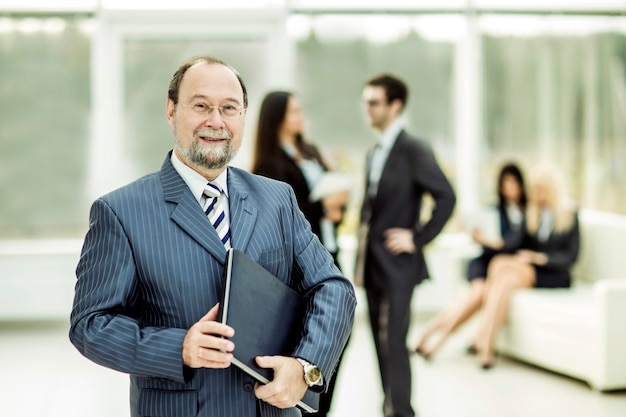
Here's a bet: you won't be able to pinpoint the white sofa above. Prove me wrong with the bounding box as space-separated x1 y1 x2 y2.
497 209 626 391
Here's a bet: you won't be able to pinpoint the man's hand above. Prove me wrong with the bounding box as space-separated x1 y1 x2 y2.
253 356 308 409
182 304 235 369
384 228 416 255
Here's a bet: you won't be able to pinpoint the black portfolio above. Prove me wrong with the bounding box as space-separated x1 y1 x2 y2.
218 248 319 413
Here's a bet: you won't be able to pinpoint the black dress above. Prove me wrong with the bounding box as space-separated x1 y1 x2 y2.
526 212 580 288
467 204 523 281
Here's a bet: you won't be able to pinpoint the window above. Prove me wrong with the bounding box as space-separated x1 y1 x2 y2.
0 16 92 238
123 39 269 176
481 15 626 214
291 14 457 233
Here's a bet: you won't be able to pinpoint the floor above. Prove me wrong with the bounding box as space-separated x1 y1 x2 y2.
1 307 625 417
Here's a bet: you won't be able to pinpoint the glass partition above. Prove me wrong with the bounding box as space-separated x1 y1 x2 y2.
481 15 626 214
0 16 91 238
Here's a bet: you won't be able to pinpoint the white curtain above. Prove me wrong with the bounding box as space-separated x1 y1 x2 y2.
483 32 626 214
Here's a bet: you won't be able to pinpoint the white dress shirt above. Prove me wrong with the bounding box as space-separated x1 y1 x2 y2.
537 208 554 243
170 151 230 224
368 118 404 196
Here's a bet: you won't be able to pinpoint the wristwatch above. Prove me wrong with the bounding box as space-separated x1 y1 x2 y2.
295 358 322 387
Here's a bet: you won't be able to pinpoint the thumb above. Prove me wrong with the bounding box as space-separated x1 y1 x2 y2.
255 355 279 370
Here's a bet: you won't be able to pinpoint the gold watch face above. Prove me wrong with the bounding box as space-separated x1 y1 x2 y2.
306 366 322 385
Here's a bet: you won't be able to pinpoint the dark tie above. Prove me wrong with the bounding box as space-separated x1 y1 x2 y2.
367 144 383 197
203 183 231 249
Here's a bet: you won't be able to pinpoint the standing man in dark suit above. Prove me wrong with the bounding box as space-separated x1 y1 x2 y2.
69 55 356 417
356 74 456 417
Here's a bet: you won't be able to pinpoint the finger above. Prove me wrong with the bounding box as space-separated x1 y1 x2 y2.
196 319 235 339
197 346 234 368
183 331 233 367
182 307 235 368
199 333 235 353
254 381 272 403
195 304 234 338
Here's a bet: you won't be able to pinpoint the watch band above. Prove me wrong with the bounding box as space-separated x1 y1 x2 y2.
295 358 323 387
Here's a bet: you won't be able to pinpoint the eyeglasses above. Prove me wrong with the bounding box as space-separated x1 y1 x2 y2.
362 99 386 108
178 102 243 119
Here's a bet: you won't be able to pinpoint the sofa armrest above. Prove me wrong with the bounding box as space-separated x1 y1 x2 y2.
593 277 626 390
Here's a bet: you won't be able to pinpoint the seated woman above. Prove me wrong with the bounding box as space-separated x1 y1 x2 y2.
473 163 580 369
414 162 526 359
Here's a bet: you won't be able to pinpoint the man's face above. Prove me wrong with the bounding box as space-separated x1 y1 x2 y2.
361 85 397 132
167 62 246 179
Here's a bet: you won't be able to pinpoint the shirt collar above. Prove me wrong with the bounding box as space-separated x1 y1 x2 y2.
378 117 404 151
170 151 229 204
281 142 297 158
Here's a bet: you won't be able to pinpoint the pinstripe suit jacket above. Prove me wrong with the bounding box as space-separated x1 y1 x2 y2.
69 153 356 417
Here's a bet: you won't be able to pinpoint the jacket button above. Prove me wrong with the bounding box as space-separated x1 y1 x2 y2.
243 382 254 392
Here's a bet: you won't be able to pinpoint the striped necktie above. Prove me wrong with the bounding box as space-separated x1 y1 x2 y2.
203 183 231 249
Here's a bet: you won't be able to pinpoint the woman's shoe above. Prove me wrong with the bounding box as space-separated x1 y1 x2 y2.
479 353 495 370
465 344 478 356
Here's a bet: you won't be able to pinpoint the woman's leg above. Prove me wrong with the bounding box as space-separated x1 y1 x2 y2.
414 311 447 353
416 279 486 357
475 255 515 345
474 256 535 367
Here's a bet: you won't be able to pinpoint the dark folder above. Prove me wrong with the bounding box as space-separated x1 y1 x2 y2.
217 248 320 413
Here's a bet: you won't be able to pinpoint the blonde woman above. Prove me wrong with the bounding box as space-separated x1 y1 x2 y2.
473 163 580 369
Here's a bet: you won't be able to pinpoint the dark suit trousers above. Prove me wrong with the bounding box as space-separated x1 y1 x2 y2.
366 285 415 417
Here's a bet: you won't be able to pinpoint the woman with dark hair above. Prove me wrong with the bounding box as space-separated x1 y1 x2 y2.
414 162 527 359
252 91 348 264
251 91 349 417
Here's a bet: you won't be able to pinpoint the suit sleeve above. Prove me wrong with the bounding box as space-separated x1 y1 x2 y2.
289 176 325 231
69 198 188 383
544 212 580 271
411 141 456 248
283 186 356 386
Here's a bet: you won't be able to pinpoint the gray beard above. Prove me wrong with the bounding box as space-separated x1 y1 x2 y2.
176 136 235 170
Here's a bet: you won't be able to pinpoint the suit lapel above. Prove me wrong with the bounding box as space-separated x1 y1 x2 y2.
379 130 404 183
160 155 228 264
227 168 257 252
371 130 404 211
